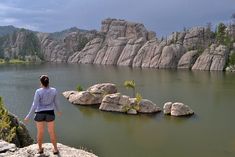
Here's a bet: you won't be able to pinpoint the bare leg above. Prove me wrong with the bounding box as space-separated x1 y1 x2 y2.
47 121 58 152
36 122 45 151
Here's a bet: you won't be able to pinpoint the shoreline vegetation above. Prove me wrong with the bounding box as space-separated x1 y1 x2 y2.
0 58 32 64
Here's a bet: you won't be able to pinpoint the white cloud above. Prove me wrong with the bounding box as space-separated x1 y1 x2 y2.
17 24 39 31
1 17 19 24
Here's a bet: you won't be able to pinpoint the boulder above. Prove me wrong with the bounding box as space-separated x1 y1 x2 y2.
163 102 194 116
0 140 97 157
69 91 102 105
63 83 117 105
138 99 161 113
87 83 117 95
163 102 172 114
99 93 128 113
178 50 199 69
0 140 17 153
62 91 78 99
127 109 137 115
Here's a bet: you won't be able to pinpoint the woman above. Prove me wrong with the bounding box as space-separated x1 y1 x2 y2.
24 75 62 154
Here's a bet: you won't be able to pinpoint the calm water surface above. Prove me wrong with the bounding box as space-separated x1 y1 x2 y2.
0 63 235 157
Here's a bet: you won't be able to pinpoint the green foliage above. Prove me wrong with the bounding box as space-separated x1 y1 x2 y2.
0 35 8 58
76 84 84 91
0 97 16 142
216 23 226 43
124 80 136 97
215 23 233 47
135 93 142 105
133 93 142 111
229 52 235 65
77 36 89 51
4 57 10 63
19 31 42 59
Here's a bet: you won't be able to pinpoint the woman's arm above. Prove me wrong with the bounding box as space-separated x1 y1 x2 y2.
54 89 62 116
54 92 60 112
25 90 39 119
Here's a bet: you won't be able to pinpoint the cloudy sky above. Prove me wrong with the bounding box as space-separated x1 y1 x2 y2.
0 0 234 36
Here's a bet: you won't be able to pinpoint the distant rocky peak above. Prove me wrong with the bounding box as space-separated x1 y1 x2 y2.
101 18 153 41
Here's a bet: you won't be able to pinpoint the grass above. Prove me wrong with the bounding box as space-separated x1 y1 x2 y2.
0 59 31 64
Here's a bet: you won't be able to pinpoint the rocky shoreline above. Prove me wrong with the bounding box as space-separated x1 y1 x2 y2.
0 18 234 71
0 140 97 157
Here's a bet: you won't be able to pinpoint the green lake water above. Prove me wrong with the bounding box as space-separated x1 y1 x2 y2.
0 63 235 157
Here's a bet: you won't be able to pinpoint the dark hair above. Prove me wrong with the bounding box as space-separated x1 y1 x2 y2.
40 75 49 87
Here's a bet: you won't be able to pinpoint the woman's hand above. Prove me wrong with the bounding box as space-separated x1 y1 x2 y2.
57 111 62 117
24 118 29 124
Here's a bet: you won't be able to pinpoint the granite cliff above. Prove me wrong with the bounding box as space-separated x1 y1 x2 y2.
0 19 234 71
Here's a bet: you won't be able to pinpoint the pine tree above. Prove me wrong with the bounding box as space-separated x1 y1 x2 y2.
0 97 16 142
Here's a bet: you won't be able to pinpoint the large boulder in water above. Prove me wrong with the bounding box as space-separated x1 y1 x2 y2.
63 83 117 105
163 102 194 116
99 93 161 114
87 83 117 95
138 99 161 113
99 93 129 113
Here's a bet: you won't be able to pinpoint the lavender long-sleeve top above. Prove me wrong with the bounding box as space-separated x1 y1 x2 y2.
25 87 60 119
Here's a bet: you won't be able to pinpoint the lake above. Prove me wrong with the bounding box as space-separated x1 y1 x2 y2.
0 63 235 157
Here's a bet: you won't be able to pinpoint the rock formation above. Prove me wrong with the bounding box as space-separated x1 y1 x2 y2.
7 113 34 147
163 102 194 116
178 50 199 69
0 18 234 71
0 140 97 157
63 83 117 105
64 83 161 115
192 44 229 71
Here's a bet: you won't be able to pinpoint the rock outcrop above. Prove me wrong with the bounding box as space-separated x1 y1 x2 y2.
63 83 117 105
163 102 194 116
178 50 199 69
0 140 97 157
192 44 229 71
0 18 233 71
7 113 34 148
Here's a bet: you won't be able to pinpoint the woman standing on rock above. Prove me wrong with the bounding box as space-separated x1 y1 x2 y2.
24 75 62 154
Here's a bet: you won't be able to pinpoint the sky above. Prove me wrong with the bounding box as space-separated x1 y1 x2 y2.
0 0 234 36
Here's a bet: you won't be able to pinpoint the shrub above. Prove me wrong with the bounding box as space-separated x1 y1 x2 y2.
0 97 16 142
124 80 136 97
76 84 84 91
229 52 235 65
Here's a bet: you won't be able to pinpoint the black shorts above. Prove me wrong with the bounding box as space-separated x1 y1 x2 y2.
34 110 55 122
